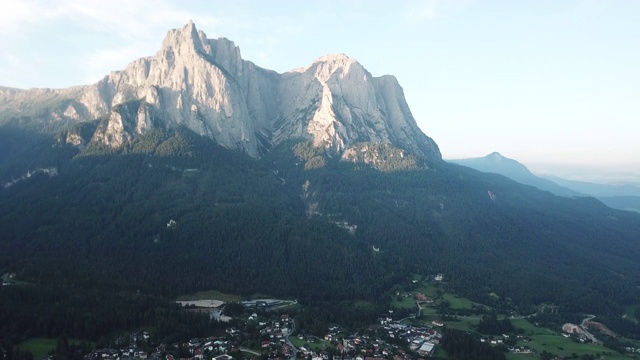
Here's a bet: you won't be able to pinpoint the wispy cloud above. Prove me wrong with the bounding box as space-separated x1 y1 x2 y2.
403 0 470 22
0 0 318 86
0 1 65 37
0 0 218 38
0 0 226 87
0 54 37 88
415 0 443 20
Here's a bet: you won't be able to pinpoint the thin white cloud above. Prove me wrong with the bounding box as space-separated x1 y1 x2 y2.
0 0 217 38
0 54 34 88
57 0 221 42
403 0 470 22
81 45 145 84
0 0 227 87
0 1 63 36
416 0 442 20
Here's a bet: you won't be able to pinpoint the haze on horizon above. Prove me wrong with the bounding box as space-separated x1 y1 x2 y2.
1 0 638 184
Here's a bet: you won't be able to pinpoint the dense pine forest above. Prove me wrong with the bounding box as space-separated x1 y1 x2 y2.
2 126 640 344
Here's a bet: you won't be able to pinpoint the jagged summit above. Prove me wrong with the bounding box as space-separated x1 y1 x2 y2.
452 152 529 173
484 152 510 164
313 53 351 62
0 22 441 163
449 152 582 197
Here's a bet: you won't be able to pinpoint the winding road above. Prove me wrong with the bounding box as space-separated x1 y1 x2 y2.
579 315 601 344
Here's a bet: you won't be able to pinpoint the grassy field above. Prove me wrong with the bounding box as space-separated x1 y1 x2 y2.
421 306 437 315
290 336 329 352
410 313 480 333
176 289 242 301
19 338 59 359
511 318 555 336
444 317 480 332
18 338 90 359
442 293 474 310
414 285 439 298
522 335 626 359
509 319 636 359
392 296 417 309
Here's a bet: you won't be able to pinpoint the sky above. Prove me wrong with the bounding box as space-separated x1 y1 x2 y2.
1 0 639 183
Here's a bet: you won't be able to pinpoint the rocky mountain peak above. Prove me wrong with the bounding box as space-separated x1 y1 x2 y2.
0 22 442 163
159 22 243 78
314 53 351 62
161 20 203 53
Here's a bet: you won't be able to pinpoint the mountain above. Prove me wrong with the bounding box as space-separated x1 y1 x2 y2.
3 23 640 343
448 152 582 197
0 21 440 163
597 196 640 213
545 175 640 213
449 152 640 212
545 175 640 197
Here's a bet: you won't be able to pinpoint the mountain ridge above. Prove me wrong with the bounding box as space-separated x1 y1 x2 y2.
450 152 640 212
0 21 440 163
448 152 582 197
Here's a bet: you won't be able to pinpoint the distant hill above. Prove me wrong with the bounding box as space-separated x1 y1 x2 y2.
545 175 640 197
545 176 640 213
597 196 640 213
451 152 640 213
448 152 582 197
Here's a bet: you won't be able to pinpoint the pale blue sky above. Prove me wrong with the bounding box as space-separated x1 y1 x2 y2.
1 0 638 182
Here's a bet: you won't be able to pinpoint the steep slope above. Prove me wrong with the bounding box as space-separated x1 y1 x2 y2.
0 22 440 162
449 152 582 196
547 176 640 213
2 135 640 319
597 196 640 213
546 175 640 197
451 153 640 212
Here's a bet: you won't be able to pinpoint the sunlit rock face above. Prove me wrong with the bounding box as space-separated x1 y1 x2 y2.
0 21 441 162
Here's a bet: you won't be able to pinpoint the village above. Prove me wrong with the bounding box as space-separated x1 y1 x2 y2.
10 273 636 360
82 302 444 360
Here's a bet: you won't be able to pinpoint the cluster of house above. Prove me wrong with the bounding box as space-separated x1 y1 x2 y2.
305 318 442 360
257 314 295 358
381 319 441 357
78 297 450 360
85 331 153 360
479 334 534 354
1 272 16 286
84 333 237 360
413 293 434 305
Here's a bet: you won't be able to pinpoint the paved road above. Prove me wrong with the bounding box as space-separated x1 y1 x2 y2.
579 315 601 344
239 347 261 356
284 323 298 360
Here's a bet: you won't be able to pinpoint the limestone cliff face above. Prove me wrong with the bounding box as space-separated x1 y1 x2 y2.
276 53 439 160
91 101 157 148
0 22 441 162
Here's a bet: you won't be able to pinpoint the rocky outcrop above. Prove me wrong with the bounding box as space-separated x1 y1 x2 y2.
0 22 441 162
91 100 158 148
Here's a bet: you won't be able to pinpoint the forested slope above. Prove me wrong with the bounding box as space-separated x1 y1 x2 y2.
2 127 640 340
